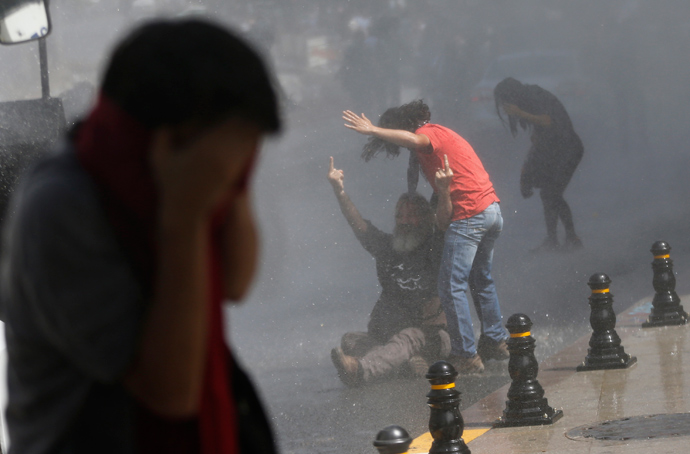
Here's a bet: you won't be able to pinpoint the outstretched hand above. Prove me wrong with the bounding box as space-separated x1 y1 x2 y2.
328 156 345 193
343 110 375 135
435 154 453 193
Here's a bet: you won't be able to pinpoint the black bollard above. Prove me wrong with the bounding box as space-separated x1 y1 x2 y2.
494 314 563 428
577 273 637 371
642 241 688 327
373 425 412 454
425 361 470 454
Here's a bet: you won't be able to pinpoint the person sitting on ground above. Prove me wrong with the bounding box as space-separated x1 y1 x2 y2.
327 156 449 387
343 101 509 375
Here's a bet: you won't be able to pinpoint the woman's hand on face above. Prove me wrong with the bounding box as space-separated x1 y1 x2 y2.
150 119 261 219
502 103 521 117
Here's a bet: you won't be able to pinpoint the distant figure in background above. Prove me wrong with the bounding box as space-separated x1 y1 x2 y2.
327 157 449 386
416 24 472 126
494 77 584 252
369 15 403 112
338 15 403 117
343 100 509 375
1 19 280 454
337 28 377 114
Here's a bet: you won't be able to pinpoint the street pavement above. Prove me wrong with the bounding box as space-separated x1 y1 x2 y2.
227 98 690 454
409 291 690 454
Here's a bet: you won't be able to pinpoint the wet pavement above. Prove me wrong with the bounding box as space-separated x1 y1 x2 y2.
226 102 690 453
2 5 690 453
415 293 690 454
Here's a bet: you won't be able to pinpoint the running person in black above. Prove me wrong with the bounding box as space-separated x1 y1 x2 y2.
494 77 584 252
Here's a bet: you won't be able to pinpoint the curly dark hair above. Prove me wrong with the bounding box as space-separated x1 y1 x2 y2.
361 99 430 161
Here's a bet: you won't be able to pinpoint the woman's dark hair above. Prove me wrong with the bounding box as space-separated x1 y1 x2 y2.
362 99 430 161
101 19 280 132
493 77 532 137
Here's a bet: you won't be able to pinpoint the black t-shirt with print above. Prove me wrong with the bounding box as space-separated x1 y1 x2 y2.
355 220 443 342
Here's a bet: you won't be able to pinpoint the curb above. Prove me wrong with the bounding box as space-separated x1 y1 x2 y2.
407 292 664 453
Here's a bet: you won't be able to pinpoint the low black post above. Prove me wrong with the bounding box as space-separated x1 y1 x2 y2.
426 361 470 454
577 273 637 371
494 314 563 428
373 426 412 454
643 241 688 327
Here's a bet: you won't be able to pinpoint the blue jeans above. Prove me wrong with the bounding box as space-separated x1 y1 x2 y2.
438 202 507 357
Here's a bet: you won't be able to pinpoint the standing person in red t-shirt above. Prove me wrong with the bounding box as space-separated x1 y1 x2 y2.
343 100 509 374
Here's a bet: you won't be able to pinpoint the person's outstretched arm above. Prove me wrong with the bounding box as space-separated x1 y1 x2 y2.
343 110 432 152
435 154 453 231
124 120 260 418
328 156 367 234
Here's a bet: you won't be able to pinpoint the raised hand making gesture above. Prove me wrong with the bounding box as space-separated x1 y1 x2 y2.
327 156 345 193
327 156 367 233
435 154 453 194
434 154 454 231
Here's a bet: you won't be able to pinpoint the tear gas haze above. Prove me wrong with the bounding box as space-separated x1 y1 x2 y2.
2 1 690 453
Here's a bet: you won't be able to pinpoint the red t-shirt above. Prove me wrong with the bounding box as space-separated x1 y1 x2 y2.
415 123 499 221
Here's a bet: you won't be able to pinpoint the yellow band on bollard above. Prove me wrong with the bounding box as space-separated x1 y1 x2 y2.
431 383 455 390
592 288 610 294
510 331 530 338
654 254 670 259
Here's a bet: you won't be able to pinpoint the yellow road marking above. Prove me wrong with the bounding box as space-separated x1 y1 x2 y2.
408 428 491 453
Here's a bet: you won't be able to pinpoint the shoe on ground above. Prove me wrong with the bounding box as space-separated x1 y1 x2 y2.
407 355 429 378
331 347 363 387
447 353 485 375
477 336 509 361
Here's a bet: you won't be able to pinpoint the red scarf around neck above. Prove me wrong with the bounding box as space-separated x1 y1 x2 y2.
74 93 238 454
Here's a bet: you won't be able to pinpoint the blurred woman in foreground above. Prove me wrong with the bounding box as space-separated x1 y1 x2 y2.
1 19 280 454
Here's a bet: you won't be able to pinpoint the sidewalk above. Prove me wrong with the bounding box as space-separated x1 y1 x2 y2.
409 293 690 453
